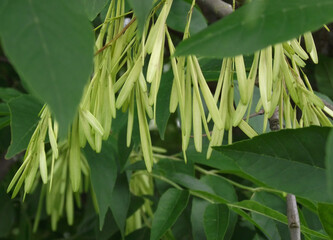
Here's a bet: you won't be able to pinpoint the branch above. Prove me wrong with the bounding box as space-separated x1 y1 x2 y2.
94 17 137 56
196 0 233 22
245 109 265 120
269 108 301 240
286 194 301 240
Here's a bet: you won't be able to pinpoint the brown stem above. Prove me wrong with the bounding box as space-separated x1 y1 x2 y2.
246 109 265 120
94 17 137 56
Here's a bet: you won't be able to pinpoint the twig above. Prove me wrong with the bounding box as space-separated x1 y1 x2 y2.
94 17 137 56
196 0 233 22
246 109 265 120
269 108 301 240
286 194 301 240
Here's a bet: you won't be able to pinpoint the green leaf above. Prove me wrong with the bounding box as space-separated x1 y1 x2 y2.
302 207 325 235
172 203 192 240
0 116 10 130
204 204 229 240
214 126 333 203
167 0 207 35
110 172 131 238
0 0 7 13
0 87 21 102
201 175 237 203
95 209 119 240
251 192 289 240
117 126 133 171
252 234 267 240
229 201 325 239
326 128 333 198
84 138 118 229
187 139 243 175
128 0 153 34
127 195 144 218
112 109 128 134
191 198 209 240
82 0 109 21
168 173 217 196
318 203 333 239
175 0 333 57
0 189 15 238
0 103 10 116
199 58 223 81
218 126 328 168
186 182 326 239
230 207 272 238
150 188 189 240
0 0 94 135
158 170 283 239
201 175 238 240
230 200 329 239
315 55 333 100
156 71 173 140
187 139 262 186
155 158 195 177
6 95 42 158
125 227 150 240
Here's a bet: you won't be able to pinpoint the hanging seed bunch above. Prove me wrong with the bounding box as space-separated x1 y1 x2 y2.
126 146 167 234
7 0 333 228
205 34 333 158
